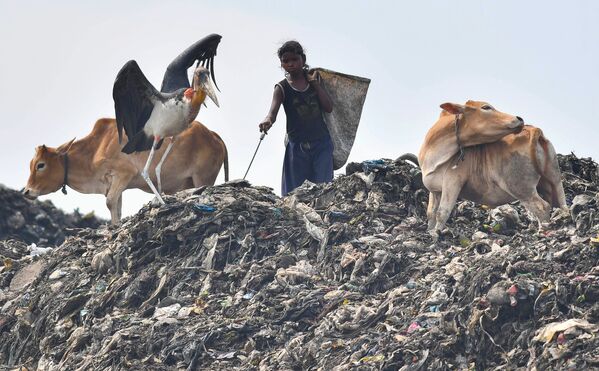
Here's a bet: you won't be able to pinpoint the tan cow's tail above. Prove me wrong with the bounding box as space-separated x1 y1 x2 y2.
529 127 565 207
529 128 546 177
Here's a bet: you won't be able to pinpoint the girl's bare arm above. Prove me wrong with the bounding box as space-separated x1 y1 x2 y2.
259 85 284 133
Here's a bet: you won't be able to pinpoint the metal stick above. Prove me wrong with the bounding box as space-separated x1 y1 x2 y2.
243 133 266 180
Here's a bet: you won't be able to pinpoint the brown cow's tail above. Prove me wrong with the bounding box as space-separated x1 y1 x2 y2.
213 131 229 182
223 142 229 182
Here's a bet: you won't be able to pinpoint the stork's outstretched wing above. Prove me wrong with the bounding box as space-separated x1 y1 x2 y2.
160 33 222 93
113 60 161 144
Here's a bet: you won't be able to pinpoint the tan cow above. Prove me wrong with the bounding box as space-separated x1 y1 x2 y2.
419 100 567 237
23 118 228 224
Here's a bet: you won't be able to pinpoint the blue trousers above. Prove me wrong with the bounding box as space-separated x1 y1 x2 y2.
282 135 334 196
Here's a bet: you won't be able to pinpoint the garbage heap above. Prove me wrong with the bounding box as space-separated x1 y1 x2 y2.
0 155 597 370
0 184 105 260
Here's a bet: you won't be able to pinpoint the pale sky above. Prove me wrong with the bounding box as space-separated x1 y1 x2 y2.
1 1 598 220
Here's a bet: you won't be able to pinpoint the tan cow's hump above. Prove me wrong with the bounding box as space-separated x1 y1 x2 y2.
489 125 540 152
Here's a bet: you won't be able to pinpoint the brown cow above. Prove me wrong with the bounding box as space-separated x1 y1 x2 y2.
419 100 567 237
23 118 228 224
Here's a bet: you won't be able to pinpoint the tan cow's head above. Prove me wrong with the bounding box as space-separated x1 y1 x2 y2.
440 100 524 146
23 139 75 199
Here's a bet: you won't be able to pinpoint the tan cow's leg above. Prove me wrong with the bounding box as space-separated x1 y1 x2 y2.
521 192 551 229
538 173 569 219
535 154 569 223
426 192 441 230
538 141 568 207
433 177 465 235
546 162 569 213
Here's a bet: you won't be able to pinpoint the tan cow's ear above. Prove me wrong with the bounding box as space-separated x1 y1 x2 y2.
57 138 76 155
440 103 465 115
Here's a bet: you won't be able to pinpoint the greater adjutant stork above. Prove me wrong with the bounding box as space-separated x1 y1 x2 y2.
113 34 221 204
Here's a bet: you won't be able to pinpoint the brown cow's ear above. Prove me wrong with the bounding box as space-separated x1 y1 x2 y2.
57 138 76 155
440 103 465 115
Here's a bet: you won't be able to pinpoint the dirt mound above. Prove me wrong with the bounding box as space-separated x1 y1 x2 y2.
0 155 597 370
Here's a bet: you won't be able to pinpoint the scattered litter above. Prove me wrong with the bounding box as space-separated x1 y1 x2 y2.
28 243 53 256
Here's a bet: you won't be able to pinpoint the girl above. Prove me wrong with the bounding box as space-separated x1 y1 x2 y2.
259 40 334 196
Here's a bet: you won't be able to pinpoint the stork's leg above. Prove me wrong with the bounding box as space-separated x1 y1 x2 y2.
155 136 175 194
142 136 165 205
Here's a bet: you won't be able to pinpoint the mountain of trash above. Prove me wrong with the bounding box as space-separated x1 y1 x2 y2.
0 184 105 247
0 154 597 370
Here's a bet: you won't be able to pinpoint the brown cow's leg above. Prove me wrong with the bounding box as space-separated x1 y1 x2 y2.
106 168 136 225
117 194 123 220
427 192 441 230
192 172 218 188
191 151 221 187
106 189 124 225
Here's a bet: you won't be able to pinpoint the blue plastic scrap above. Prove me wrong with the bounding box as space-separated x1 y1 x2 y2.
194 203 216 213
362 159 388 174
271 207 283 218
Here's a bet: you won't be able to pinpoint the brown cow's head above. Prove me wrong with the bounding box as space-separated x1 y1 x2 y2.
440 100 524 146
23 139 75 199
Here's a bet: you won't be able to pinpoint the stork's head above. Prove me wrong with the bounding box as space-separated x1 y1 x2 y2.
190 66 219 107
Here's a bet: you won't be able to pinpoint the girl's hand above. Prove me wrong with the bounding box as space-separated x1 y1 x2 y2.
307 70 321 85
259 120 273 133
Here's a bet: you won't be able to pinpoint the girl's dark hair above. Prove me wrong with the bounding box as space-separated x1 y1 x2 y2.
278 40 309 71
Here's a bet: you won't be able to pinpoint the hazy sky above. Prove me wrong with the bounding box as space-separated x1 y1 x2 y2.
1 1 598 220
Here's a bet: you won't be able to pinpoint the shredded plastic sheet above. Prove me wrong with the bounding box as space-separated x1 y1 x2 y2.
533 319 599 344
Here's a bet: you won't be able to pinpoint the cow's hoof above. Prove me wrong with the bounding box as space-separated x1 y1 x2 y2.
440 228 454 239
429 229 440 241
551 207 571 221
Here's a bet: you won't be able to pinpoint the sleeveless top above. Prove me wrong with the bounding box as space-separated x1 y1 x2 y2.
277 78 330 142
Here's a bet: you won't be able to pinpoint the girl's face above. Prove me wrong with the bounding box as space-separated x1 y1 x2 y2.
280 51 304 75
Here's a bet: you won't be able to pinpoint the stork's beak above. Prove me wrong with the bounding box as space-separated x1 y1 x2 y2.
193 67 219 107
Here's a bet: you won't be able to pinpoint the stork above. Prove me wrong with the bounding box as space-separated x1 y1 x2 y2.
112 35 220 204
